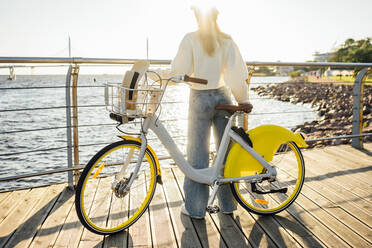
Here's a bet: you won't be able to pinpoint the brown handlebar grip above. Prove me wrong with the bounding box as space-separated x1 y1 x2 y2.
184 75 208 84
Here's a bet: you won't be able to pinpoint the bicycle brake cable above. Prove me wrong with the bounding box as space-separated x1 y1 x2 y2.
116 123 141 136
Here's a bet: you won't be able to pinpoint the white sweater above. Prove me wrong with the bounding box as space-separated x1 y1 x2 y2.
171 32 249 103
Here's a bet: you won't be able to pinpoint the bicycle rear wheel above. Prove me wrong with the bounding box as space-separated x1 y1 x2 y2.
231 141 305 215
75 139 158 235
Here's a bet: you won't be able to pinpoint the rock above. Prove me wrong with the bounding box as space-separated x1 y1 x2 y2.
319 109 327 116
363 107 371 115
251 79 372 148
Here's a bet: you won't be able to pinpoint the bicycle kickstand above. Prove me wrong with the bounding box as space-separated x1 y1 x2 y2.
206 181 220 214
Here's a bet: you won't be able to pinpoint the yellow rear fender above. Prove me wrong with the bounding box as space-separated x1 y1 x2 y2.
119 135 161 177
224 125 307 178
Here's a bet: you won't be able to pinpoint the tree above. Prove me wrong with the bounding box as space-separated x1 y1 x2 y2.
254 66 275 76
329 37 371 76
329 37 372 63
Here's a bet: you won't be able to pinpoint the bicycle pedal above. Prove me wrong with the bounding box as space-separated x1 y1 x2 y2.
206 206 220 214
251 183 287 194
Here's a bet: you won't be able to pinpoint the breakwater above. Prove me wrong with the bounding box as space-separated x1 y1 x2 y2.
252 78 372 147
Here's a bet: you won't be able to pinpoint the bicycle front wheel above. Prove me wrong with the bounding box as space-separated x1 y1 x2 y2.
75 139 158 235
231 141 305 215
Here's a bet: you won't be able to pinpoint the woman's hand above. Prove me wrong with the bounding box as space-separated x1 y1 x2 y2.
238 102 253 113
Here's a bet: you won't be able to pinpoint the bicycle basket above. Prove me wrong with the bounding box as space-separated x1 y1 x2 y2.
105 83 163 118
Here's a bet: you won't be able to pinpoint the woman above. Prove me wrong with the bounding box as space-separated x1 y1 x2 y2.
171 7 252 219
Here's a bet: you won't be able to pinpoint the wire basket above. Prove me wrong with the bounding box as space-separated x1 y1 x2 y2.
105 83 164 118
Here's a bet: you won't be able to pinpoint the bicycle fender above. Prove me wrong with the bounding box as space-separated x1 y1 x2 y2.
119 135 161 177
224 125 307 178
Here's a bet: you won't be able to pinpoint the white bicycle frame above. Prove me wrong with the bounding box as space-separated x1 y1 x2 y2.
127 112 278 205
143 113 277 184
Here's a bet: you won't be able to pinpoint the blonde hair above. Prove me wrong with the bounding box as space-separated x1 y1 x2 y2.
193 7 231 56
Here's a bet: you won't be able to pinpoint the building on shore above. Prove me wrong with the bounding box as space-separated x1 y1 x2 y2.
324 67 354 77
312 52 353 77
313 52 333 62
274 66 294 76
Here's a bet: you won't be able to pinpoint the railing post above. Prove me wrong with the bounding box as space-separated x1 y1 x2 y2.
352 67 370 149
242 67 254 131
8 66 16 80
65 65 73 188
71 65 80 185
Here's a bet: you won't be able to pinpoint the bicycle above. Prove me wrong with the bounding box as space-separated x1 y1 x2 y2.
75 72 308 235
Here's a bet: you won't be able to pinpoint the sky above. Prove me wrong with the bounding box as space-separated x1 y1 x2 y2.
0 0 371 64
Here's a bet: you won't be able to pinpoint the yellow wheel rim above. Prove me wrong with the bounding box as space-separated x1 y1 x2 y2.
80 143 157 232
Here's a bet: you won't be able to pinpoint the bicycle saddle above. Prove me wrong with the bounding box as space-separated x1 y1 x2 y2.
215 103 253 113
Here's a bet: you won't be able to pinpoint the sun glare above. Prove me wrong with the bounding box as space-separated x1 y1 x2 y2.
189 0 216 14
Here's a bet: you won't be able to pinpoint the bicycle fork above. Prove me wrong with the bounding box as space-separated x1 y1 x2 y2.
111 133 148 197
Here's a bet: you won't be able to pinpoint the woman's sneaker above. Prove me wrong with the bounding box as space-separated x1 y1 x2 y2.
181 203 204 219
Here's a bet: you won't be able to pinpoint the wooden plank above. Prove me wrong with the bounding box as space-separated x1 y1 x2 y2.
0 186 48 247
300 182 372 244
103 233 127 248
304 148 372 191
229 166 293 246
324 145 372 168
0 191 11 204
161 168 202 248
323 144 372 168
278 157 372 243
288 151 372 216
78 177 111 247
259 158 351 247
303 152 372 203
305 148 372 190
279 197 350 247
247 212 302 248
0 189 29 225
104 171 151 248
302 168 371 226
127 208 152 248
173 163 314 248
232 206 277 248
6 184 65 248
209 212 252 247
316 148 372 185
53 193 85 248
302 151 372 209
29 185 75 248
331 144 372 162
148 172 178 248
126 171 153 248
172 167 228 248
272 210 326 248
294 187 370 247
246 166 325 247
102 174 131 248
279 157 372 244
54 176 101 247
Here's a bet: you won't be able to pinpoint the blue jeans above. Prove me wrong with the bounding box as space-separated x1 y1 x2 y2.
184 87 237 218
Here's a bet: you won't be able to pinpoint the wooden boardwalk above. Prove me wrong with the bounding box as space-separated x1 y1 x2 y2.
0 144 371 247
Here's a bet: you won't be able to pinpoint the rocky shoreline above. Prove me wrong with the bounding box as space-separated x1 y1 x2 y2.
252 78 372 148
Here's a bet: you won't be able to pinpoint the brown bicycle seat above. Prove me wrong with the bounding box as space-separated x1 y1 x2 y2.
215 103 253 113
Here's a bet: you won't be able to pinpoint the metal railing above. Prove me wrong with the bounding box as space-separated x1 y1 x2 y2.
0 57 371 190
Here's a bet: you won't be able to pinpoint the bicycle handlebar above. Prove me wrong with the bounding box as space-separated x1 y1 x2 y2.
183 75 208 84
